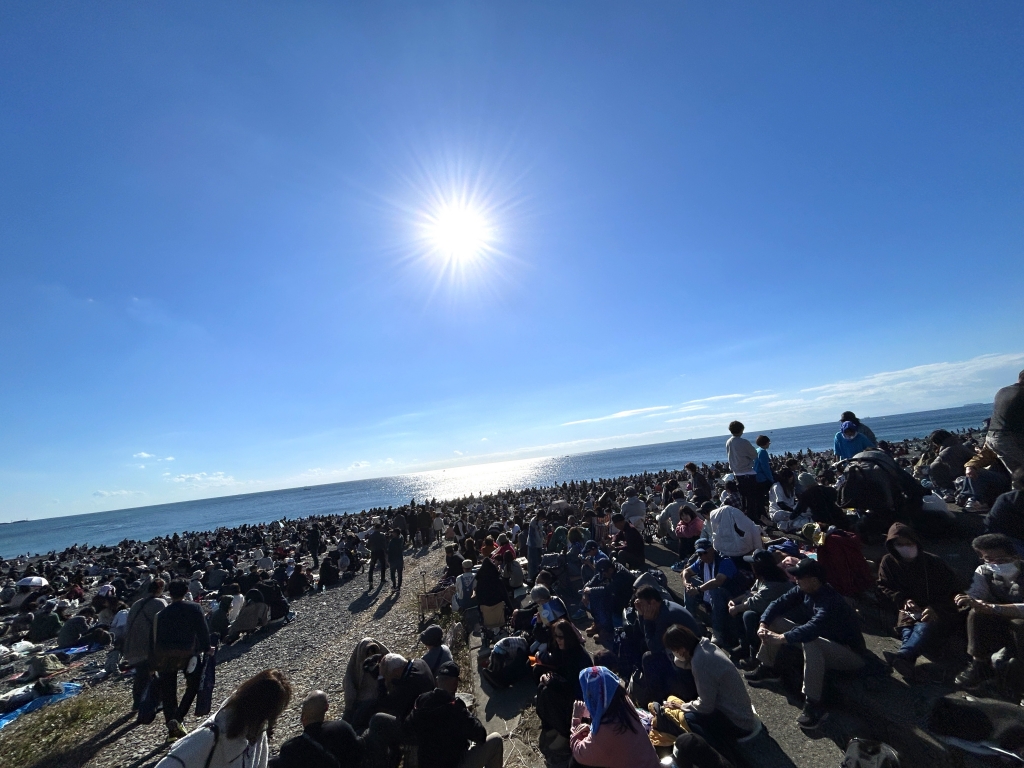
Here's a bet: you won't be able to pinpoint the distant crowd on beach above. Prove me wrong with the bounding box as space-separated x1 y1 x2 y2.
1 369 1022 768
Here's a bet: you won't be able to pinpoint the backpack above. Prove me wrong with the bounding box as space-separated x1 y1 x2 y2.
817 530 874 597
841 738 900 768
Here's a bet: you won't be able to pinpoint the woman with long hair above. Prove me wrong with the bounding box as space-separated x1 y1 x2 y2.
569 666 659 768
157 668 292 768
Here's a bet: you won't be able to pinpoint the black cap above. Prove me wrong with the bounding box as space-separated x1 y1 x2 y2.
787 558 824 580
437 661 460 679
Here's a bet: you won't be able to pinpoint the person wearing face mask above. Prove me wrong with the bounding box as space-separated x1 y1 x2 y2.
954 533 1024 689
833 421 874 462
876 523 961 683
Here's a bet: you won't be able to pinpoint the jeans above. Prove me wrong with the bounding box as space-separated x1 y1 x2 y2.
756 618 864 702
734 610 761 658
390 563 403 588
736 474 760 521
368 551 387 584
642 651 697 704
528 547 542 580
965 468 1012 507
157 659 203 724
898 620 941 660
685 588 732 644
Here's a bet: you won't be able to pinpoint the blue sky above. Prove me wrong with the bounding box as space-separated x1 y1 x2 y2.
2 2 1023 520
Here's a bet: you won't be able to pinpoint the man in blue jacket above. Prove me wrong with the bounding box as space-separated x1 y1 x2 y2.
744 558 865 729
834 421 875 461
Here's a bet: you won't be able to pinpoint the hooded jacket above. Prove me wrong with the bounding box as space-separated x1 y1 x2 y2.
343 637 391 712
876 523 960 624
406 689 487 768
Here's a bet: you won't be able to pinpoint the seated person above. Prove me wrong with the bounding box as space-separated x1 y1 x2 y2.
634 585 701 706
570 666 660 768
453 560 477 614
674 504 704 563
499 549 526 601
927 429 975 491
207 595 234 638
444 544 464 580
768 469 812 533
984 469 1024 554
729 551 792 667
685 463 713 506
407 661 503 768
342 638 389 730
580 559 634 638
682 542 737 648
474 558 509 632
954 533 1024 689
526 585 566 646
745 558 866 730
962 445 1012 512
318 556 341 589
663 624 758 757
706 503 762 563
56 606 98 648
490 534 516 564
876 523 960 683
225 589 271 643
580 540 608 584
378 653 435 720
285 566 313 599
28 599 62 642
793 471 846 529
418 624 453 677
535 619 594 737
659 490 688 541
610 513 645 570
480 635 530 689
273 690 364 768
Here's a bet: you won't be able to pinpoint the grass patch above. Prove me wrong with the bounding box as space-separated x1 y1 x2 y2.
0 687 128 768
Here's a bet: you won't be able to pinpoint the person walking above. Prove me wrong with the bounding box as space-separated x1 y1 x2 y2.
387 527 405 590
366 523 387 591
123 579 168 709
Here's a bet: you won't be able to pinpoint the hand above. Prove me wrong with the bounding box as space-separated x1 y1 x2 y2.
572 701 588 721
760 631 785 646
728 603 743 617
921 607 938 623
664 699 682 710
954 593 975 610
966 466 978 479
904 600 920 614
685 587 701 598
540 673 551 685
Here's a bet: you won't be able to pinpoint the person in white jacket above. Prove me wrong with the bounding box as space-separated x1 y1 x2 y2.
768 470 812 533
707 504 763 561
157 669 292 768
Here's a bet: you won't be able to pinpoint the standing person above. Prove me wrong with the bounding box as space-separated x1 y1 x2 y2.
157 668 292 768
839 411 877 447
432 512 445 546
987 370 1024 477
152 579 214 742
123 578 168 709
387 527 405 591
752 435 774 521
726 421 759 520
392 510 408 544
307 524 322 569
366 523 387 591
834 421 874 461
526 509 548 581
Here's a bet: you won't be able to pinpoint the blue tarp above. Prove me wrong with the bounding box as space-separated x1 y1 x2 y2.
0 682 84 730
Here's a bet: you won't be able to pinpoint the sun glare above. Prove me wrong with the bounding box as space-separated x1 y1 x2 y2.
423 202 494 264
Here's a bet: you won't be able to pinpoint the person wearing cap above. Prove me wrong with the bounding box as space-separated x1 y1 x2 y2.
610 513 645 570
682 542 738 648
407 661 504 768
620 486 646 529
378 652 435 721
634 584 701 705
419 624 453 677
579 540 608 584
726 421 760 520
729 551 793 666
745 558 865 729
839 411 877 448
834 421 874 461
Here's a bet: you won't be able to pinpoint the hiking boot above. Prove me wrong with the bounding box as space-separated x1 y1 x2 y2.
737 656 760 671
797 701 827 729
744 664 782 685
955 659 992 689
884 651 917 683
166 720 187 743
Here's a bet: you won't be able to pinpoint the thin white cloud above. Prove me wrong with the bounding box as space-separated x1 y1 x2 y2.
348 461 371 470
562 405 672 426
738 394 779 403
665 413 722 423
163 456 174 461
453 450 464 456
683 394 745 404
93 489 144 498
133 452 154 459
171 471 240 489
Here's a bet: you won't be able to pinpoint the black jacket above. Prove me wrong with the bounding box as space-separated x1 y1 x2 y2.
407 689 487 768
154 600 210 655
382 659 435 720
275 720 363 768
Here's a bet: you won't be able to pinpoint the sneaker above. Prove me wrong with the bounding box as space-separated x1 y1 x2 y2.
571 608 588 620
166 720 187 743
964 499 990 513
737 656 760 671
797 701 827 729
955 659 992 688
670 562 686 572
744 664 782 685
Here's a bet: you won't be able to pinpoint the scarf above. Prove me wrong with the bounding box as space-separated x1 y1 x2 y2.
579 666 619 735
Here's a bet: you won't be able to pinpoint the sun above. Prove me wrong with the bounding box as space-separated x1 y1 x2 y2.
423 201 494 264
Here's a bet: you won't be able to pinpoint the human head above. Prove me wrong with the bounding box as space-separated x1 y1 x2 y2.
391 527 400 537
755 435 771 449
167 579 189 600
787 558 824 593
149 578 165 596
419 624 443 649
436 661 460 694
840 411 859 425
633 584 663 620
929 429 952 446
684 462 698 474
624 486 638 498
663 623 700 663
462 559 473 572
747 550 789 582
380 653 408 687
530 585 551 605
1012 468 1024 492
300 690 329 728
972 533 1018 564
551 618 580 653
611 513 626 531
840 421 858 438
694 542 716 564
728 421 744 437
671 488 686 501
224 669 292 741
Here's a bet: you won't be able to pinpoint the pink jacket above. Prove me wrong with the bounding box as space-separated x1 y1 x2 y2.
569 718 660 768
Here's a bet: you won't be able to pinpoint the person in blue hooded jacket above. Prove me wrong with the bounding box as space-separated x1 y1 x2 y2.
834 421 874 461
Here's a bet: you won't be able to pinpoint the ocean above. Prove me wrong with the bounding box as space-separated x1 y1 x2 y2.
0 403 992 557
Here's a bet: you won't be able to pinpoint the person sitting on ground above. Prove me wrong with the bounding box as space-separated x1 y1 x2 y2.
954 533 1024 689
318 554 341 589
634 585 701 706
620 486 647 528
526 585 567 646
610 513 645 570
453 559 477 614
407 661 504 768
342 638 390 730
285 566 313 600
474 557 509 632
499 549 526 600
834 421 874 461
793 470 846 529
745 558 866 729
984 469 1024 554
570 666 660 768
479 535 496 560
926 429 975 491
225 589 271 644
481 635 530 689
674 503 705 564
786 458 818 495
706 502 762 563
157 668 292 768
490 533 516 565
56 606 97 648
580 540 609 583
580 558 634 639
729 551 792 667
659 489 687 542
272 690 364 768
663 624 759 757
876 522 961 683
418 624 453 677
207 595 234 638
378 653 435 721
535 619 594 738
768 469 812 533
685 463 714 506
682 541 737 648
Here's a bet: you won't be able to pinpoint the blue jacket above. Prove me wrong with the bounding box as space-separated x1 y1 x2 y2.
754 448 774 484
644 600 701 657
833 431 874 460
761 584 865 651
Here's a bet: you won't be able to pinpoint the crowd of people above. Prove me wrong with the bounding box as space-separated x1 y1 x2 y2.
1 370 1022 767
